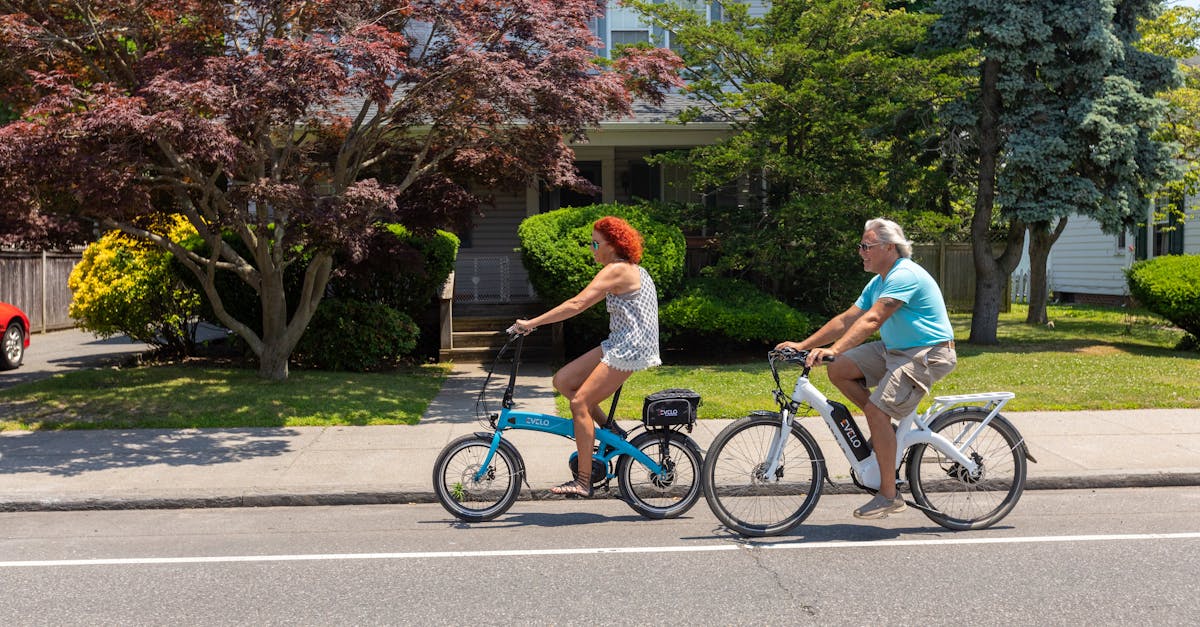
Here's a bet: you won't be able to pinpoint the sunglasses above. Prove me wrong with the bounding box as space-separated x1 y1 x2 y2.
856 242 884 251
591 240 601 250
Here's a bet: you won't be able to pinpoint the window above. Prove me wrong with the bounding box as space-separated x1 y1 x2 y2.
1153 211 1185 257
603 2 714 56
662 162 701 205
539 161 603 213
612 30 650 46
609 5 651 51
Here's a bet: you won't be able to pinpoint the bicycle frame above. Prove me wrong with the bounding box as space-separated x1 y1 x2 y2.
471 335 669 483
765 353 1013 491
475 410 668 483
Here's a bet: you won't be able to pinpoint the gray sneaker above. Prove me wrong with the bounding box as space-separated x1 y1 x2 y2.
853 492 907 519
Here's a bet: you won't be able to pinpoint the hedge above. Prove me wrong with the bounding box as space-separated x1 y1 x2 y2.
1126 254 1200 348
660 277 814 348
68 218 202 355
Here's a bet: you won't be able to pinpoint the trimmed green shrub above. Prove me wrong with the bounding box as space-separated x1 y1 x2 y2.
660 277 814 348
332 226 459 316
518 203 685 333
292 299 419 371
68 219 202 355
330 226 458 361
1126 255 1200 348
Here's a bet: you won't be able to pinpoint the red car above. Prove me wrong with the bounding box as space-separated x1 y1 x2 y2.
1 301 30 370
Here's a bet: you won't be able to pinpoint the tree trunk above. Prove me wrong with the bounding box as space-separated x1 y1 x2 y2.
969 58 1018 345
257 250 292 381
1025 217 1069 325
254 251 333 381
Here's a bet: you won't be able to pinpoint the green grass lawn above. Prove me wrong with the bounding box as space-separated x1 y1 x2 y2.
1 303 1194 432
0 363 450 431
561 303 1198 418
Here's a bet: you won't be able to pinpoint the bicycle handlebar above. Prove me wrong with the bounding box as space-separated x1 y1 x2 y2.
768 348 835 364
506 323 536 336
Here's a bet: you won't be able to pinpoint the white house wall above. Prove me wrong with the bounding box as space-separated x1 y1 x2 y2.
1046 206 1199 298
1047 216 1133 297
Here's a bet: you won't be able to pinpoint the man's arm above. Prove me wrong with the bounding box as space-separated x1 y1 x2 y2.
828 298 901 353
776 305 866 352
804 298 902 365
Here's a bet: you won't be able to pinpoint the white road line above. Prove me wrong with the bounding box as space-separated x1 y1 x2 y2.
3 532 1199 569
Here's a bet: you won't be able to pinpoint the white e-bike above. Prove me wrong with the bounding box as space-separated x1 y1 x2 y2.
702 348 1035 537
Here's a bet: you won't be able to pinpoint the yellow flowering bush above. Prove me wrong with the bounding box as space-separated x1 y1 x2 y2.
68 216 202 354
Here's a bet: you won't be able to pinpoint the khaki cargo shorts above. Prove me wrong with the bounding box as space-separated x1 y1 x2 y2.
841 341 957 419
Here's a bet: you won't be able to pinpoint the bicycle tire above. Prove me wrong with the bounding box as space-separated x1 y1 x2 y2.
616 430 704 519
906 407 1028 531
433 434 523 523
703 415 825 537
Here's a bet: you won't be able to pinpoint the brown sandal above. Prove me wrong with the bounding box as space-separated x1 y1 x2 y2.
550 479 593 498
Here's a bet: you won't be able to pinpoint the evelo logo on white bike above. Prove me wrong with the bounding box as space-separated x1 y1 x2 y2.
829 400 871 461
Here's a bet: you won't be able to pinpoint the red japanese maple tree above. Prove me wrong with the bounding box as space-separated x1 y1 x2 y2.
0 0 681 379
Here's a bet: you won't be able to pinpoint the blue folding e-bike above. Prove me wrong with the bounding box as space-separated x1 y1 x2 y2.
432 332 704 522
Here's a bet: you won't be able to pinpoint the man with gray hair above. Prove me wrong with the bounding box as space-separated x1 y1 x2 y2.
776 217 956 519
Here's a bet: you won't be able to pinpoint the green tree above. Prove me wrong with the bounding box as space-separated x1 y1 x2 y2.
930 0 1180 339
1136 5 1200 209
628 0 972 315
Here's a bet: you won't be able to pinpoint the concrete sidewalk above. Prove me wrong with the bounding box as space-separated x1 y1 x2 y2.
2 362 1199 512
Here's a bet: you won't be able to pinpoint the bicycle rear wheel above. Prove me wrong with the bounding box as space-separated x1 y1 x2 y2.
617 430 704 519
703 415 825 537
907 407 1027 531
433 434 523 523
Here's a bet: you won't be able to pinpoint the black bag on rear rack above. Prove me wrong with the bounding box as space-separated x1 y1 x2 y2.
642 388 700 428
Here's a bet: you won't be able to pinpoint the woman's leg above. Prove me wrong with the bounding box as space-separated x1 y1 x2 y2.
550 348 632 493
564 361 633 489
551 347 610 423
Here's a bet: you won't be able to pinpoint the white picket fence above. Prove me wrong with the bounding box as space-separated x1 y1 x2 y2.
1011 270 1030 305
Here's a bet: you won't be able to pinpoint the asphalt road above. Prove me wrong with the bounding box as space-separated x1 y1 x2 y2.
1 487 1197 625
0 328 152 391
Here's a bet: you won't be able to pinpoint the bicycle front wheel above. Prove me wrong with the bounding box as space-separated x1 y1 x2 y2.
617 431 704 519
907 407 1027 531
433 434 523 523
703 415 825 537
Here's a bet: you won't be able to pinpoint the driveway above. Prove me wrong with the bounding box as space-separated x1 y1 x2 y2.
0 328 151 391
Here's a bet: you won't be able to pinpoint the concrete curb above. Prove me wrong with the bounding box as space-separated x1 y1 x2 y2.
4 472 1198 513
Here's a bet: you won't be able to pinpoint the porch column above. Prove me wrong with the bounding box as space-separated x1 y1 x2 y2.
602 154 616 204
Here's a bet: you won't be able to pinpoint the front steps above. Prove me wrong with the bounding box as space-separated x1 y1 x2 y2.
442 302 556 363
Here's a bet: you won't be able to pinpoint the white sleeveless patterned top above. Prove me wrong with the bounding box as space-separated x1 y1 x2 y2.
600 265 662 372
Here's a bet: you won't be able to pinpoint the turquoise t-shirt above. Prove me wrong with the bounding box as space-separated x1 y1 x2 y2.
854 257 953 350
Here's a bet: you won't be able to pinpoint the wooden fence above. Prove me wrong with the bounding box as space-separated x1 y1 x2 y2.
911 243 1010 313
0 250 81 333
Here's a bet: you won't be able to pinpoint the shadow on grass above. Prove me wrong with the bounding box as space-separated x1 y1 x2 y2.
0 428 298 477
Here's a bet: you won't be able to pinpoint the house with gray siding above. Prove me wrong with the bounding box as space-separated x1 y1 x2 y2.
1023 203 1197 305
451 2 750 308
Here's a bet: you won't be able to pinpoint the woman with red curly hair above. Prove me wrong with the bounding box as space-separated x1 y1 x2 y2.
512 216 661 497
